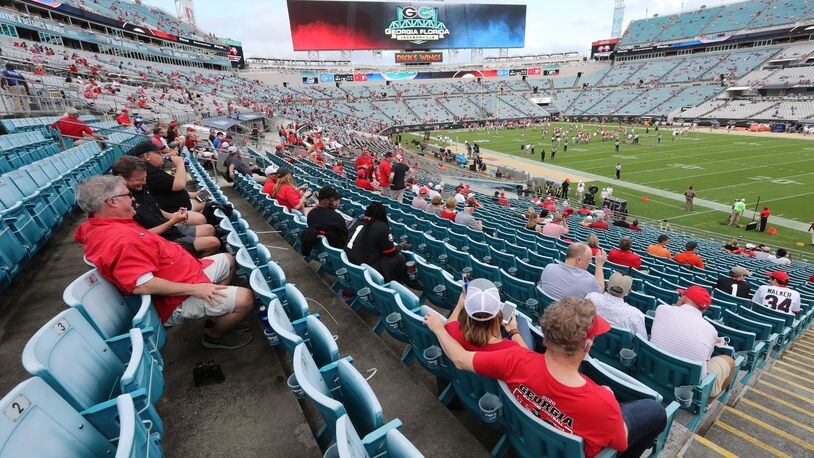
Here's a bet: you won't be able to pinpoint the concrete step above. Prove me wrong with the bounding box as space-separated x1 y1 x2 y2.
712 407 813 456
224 186 489 457
681 434 736 458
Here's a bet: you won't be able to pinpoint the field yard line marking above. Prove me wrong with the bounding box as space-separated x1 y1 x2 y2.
724 407 814 451
649 208 721 221
642 158 814 184
715 421 791 458
738 398 814 435
748 387 814 418
690 434 737 458
458 141 813 231
700 172 814 192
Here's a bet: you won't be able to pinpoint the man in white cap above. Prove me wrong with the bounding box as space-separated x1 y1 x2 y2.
261 164 279 195
428 184 443 201
586 273 647 338
224 146 264 183
714 266 751 299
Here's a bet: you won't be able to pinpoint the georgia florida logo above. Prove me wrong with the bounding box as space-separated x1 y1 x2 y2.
385 6 449 45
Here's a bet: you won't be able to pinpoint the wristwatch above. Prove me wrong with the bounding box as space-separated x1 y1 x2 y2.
508 329 521 339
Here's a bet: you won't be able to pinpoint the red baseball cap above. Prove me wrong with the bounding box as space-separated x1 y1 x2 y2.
677 286 712 310
767 271 789 284
584 313 611 340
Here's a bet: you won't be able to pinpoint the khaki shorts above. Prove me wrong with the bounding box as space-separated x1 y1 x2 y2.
707 355 732 397
165 254 237 326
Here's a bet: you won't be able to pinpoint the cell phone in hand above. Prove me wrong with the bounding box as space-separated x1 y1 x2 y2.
196 189 212 202
501 301 517 325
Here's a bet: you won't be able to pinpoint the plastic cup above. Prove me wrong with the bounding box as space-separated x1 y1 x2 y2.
357 287 372 302
423 346 442 370
323 444 339 458
619 348 637 368
674 385 693 408
287 374 305 399
385 312 403 333
479 393 502 424
433 284 447 298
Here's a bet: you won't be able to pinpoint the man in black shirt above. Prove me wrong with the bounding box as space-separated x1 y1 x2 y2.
130 140 206 214
389 155 412 202
714 266 751 298
306 186 349 251
113 155 220 256
612 215 630 229
224 146 264 183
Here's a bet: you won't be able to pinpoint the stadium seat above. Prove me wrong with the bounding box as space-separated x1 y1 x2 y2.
590 326 634 371
63 269 166 365
492 379 617 458
499 270 540 319
235 244 272 278
21 308 164 434
335 414 421 458
0 377 162 458
292 344 384 447
267 297 338 366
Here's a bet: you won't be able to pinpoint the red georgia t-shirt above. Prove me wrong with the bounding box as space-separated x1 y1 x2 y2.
473 347 627 457
276 183 302 210
444 321 518 352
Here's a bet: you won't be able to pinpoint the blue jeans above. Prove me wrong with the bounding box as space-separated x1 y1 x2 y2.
619 399 666 458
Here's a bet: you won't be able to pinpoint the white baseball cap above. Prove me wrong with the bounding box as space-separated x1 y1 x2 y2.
264 164 279 175
464 279 502 321
228 146 239 154
434 184 442 191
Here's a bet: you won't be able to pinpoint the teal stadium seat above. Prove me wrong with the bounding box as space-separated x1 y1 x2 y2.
335 414 421 458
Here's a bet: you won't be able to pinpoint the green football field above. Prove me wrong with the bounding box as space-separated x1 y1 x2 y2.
403 123 814 255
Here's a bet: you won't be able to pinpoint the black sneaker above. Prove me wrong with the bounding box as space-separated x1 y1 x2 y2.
202 331 253 350
206 319 251 333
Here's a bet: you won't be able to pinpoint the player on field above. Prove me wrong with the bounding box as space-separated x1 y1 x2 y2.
615 163 621 180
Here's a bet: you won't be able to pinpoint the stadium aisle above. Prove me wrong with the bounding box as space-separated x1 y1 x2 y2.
681 330 814 457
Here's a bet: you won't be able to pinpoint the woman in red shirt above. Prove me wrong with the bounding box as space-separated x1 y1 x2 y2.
444 279 527 351
440 197 457 221
355 169 377 191
273 168 310 212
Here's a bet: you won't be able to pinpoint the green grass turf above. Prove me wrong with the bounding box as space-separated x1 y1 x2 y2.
403 123 814 254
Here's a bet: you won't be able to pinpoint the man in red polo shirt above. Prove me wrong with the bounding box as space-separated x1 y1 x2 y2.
424 297 666 457
588 218 609 230
74 175 254 350
51 107 106 145
115 109 132 126
608 237 642 270
378 153 392 195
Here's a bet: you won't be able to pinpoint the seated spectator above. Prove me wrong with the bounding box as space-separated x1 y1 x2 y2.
586 234 601 256
74 176 254 350
491 191 500 202
440 197 457 221
411 188 428 211
612 216 630 229
355 168 377 191
497 193 510 206
608 237 642 270
752 271 801 314
224 146 264 183
579 215 594 227
425 195 444 216
130 140 205 213
454 189 467 204
273 167 312 213
577 205 592 215
650 286 736 400
714 266 751 299
428 184 442 201
722 239 740 252
753 244 771 260
445 279 527 351
260 165 279 195
115 109 132 126
525 207 541 231
628 219 642 232
424 297 667 458
345 202 408 283
588 217 609 230
454 203 483 231
673 241 705 269
541 214 569 239
51 107 106 145
647 235 671 259
539 243 606 299
766 248 792 265
586 273 647 338
113 156 219 257
303 186 348 255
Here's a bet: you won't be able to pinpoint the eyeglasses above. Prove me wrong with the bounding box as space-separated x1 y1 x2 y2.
106 192 133 202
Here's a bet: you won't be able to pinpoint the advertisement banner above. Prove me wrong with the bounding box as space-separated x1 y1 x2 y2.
287 0 526 50
395 52 444 64
590 38 619 60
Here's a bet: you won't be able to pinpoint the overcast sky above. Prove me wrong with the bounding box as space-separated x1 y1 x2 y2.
147 0 741 62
